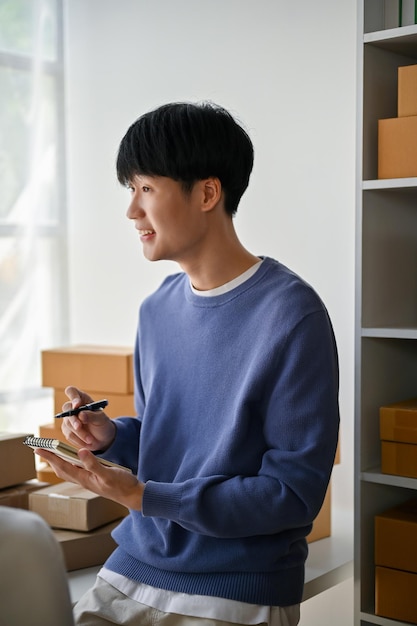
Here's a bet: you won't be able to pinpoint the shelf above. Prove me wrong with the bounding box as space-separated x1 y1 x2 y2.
67 508 354 605
361 328 417 339
363 178 417 190
361 468 417 490
364 25 417 57
364 24 417 42
360 610 407 626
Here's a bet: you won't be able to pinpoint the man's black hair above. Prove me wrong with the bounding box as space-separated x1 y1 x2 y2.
116 101 254 216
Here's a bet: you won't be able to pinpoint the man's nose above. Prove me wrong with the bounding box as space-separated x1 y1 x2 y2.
126 196 144 220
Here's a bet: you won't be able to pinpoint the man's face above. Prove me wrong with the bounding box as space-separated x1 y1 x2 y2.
126 175 209 265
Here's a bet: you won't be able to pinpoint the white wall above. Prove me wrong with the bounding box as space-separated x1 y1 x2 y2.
64 0 356 512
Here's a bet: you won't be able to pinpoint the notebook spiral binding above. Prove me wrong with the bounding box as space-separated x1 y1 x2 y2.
24 436 57 448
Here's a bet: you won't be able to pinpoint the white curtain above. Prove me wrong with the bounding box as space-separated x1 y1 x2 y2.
0 0 67 433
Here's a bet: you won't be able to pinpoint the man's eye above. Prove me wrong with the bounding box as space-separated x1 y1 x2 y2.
142 186 150 192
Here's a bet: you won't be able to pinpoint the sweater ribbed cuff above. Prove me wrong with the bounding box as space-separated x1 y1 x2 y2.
142 480 181 520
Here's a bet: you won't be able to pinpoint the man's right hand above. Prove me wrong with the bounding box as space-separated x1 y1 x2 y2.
60 385 116 452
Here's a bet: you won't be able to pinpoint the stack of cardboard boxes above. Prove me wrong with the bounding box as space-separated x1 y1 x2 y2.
380 398 417 478
378 64 417 179
375 499 417 623
375 398 417 622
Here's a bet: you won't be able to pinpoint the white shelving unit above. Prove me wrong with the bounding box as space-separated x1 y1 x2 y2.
355 2 417 625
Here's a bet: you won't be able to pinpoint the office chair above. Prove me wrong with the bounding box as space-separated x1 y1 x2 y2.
0 505 74 626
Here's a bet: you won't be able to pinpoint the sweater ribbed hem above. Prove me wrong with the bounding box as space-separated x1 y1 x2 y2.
104 548 305 606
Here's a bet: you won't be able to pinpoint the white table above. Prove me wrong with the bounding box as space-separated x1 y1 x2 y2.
68 508 353 605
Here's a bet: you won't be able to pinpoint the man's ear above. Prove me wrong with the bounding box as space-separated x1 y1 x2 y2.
200 177 222 213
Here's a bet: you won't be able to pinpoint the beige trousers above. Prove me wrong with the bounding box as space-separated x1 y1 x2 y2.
74 576 300 626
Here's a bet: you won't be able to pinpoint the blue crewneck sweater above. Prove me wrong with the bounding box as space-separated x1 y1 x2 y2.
102 257 340 607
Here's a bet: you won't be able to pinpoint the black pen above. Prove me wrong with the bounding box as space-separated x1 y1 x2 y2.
55 399 108 418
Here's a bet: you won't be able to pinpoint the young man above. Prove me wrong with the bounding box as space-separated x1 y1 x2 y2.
40 102 340 626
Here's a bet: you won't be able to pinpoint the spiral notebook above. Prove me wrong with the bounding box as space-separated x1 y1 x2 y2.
23 436 132 472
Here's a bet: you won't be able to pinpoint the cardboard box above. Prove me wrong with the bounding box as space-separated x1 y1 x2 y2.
376 566 417 624
378 115 417 179
53 388 135 421
29 482 128 531
41 345 134 394
39 422 64 441
398 64 417 117
53 520 120 571
307 483 331 543
334 436 340 465
0 433 37 489
381 440 417 478
36 462 64 485
0 480 50 509
375 499 417 573
380 397 417 444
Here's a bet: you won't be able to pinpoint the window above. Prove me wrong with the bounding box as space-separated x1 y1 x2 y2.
0 0 68 434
